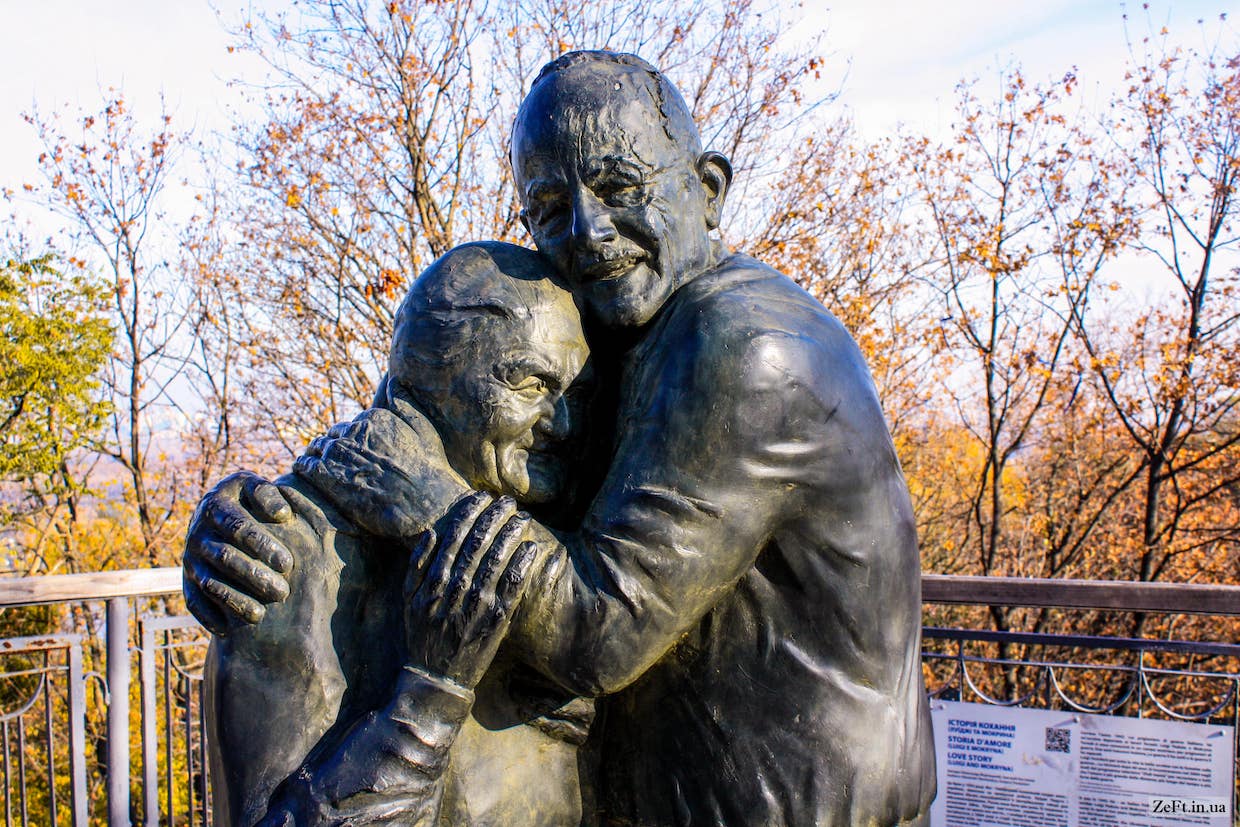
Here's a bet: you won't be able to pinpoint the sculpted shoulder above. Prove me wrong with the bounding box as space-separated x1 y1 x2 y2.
653 253 905 496
669 254 879 411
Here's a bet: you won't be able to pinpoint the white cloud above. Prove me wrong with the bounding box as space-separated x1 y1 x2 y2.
800 0 1233 137
0 0 270 206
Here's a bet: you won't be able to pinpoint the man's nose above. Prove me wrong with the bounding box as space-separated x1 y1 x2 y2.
571 190 618 249
534 396 572 442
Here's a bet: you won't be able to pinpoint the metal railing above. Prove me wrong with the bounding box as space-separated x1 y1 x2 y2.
0 634 87 826
0 569 203 826
139 615 210 827
0 568 1235 825
923 626 1240 763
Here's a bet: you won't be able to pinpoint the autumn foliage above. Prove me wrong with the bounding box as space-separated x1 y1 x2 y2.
0 5 1233 821
0 0 1236 712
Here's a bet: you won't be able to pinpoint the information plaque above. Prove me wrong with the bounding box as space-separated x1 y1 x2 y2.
930 699 1235 826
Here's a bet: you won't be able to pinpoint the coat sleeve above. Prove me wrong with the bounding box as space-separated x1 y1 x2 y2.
255 667 473 827
509 330 841 696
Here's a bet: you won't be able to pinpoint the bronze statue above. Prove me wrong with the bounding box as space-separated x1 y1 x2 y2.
203 242 593 826
186 51 936 827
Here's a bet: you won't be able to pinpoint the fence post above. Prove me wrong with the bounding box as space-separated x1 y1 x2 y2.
139 619 159 827
107 597 131 826
67 639 88 827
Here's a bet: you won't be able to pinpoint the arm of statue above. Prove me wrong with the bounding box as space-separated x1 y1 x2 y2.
184 407 468 635
434 332 842 697
255 520 540 827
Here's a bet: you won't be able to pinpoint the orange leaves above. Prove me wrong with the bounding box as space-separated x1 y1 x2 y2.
363 267 403 300
892 59 1175 586
5 0 1231 613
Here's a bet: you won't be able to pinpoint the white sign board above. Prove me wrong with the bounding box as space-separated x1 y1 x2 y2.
930 700 1234 826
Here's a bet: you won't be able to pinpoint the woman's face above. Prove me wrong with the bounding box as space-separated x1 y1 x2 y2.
440 306 592 505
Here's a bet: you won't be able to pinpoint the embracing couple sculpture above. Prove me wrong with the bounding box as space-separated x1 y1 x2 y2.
182 51 936 826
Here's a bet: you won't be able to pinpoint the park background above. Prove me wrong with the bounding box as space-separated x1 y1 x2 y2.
0 0 1236 821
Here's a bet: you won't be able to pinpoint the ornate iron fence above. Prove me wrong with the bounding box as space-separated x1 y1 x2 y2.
924 627 1240 721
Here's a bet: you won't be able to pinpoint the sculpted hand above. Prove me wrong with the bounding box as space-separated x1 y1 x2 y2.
404 492 541 688
182 471 294 635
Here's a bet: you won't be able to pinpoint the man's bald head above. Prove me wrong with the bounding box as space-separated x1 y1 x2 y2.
512 50 703 171
509 50 732 329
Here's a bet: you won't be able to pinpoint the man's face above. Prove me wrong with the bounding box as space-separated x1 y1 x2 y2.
513 70 718 329
442 311 591 504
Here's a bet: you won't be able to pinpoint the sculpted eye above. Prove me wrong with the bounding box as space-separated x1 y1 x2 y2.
533 204 568 232
526 191 570 233
512 377 547 395
597 180 645 208
495 364 552 397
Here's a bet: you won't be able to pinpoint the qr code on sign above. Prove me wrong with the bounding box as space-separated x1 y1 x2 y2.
1045 727 1071 754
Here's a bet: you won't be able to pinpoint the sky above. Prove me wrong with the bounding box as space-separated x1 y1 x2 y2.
0 0 1232 195
0 0 1230 434
0 0 1233 251
823 0 1233 136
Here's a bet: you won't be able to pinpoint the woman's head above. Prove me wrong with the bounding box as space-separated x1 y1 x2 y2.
389 242 590 504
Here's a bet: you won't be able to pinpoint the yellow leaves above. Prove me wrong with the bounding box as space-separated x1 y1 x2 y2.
364 268 403 301
285 186 302 208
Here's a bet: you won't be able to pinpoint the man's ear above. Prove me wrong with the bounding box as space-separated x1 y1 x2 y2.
696 151 733 230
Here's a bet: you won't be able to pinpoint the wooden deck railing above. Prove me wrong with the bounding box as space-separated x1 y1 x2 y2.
0 568 181 608
2 567 1236 614
921 573 1240 615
